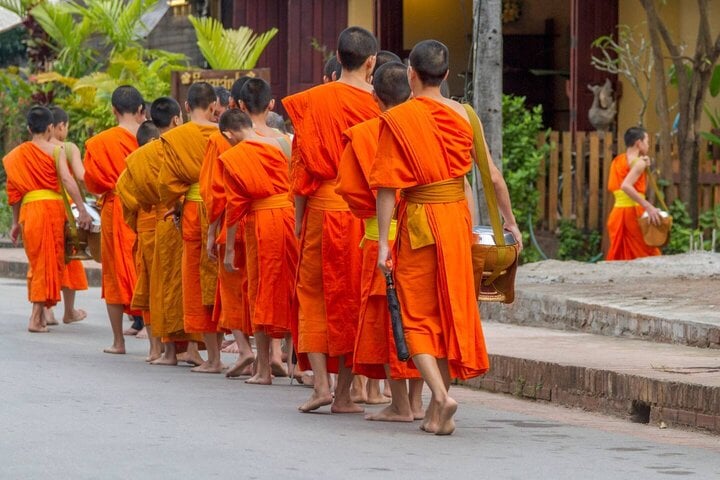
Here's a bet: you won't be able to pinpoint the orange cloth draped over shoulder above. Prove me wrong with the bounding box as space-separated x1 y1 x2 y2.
158 122 218 334
282 82 380 369
3 142 65 306
200 132 251 334
606 153 661 260
123 139 196 341
369 97 489 380
83 126 138 310
337 118 420 380
222 140 298 338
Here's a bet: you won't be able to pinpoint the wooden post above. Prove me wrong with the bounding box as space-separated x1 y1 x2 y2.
562 131 573 220
575 131 586 229
536 133 547 228
548 131 560 231
588 132 600 230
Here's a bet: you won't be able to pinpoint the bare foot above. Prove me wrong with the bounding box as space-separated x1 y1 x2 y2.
421 401 439 433
225 355 255 378
177 351 203 366
298 392 333 412
271 361 288 377
434 397 458 436
103 345 126 354
331 399 365 414
28 326 50 333
365 405 414 422
135 327 148 339
245 373 272 385
221 341 239 354
123 327 139 336
301 372 315 387
150 355 178 366
383 381 392 398
412 406 426 420
366 393 391 405
191 362 224 374
62 309 87 324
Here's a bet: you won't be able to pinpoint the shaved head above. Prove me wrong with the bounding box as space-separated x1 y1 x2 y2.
372 61 411 108
337 26 377 71
323 56 342 80
187 82 217 110
112 85 145 115
219 109 253 132
136 120 160 146
374 50 402 74
150 96 181 128
409 40 449 87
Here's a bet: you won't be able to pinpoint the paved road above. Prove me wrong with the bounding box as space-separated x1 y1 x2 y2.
1 279 718 480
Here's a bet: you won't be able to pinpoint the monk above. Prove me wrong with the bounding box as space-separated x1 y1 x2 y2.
372 40 522 435
84 85 145 354
323 56 342 84
158 82 220 373
3 106 92 333
212 86 231 122
606 127 662 260
282 26 381 413
49 106 88 325
220 109 298 385
337 61 425 421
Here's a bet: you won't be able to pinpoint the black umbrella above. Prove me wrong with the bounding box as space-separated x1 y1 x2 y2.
385 272 410 362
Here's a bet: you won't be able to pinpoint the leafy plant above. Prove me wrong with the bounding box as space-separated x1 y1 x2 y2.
188 15 277 70
700 65 720 146
0 67 33 159
557 220 601 261
664 200 694 254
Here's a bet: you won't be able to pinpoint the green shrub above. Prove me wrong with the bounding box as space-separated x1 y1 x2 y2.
557 220 602 261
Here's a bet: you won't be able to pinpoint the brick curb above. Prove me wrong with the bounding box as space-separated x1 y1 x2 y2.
0 260 102 287
481 291 720 349
461 353 720 435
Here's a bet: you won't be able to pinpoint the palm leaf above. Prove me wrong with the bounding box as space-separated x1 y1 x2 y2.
0 0 32 17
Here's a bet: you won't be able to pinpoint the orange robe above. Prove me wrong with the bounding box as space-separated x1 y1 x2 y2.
282 82 380 367
61 261 88 291
369 97 489 380
83 126 138 310
199 132 251 335
222 140 298 338
337 118 420 380
3 142 65 306
122 140 196 341
606 153 661 260
158 122 218 334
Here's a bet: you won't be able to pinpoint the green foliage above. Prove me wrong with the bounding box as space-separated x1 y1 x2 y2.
663 200 719 254
188 15 277 70
557 220 602 262
0 67 33 160
0 189 12 236
0 27 27 68
502 94 549 263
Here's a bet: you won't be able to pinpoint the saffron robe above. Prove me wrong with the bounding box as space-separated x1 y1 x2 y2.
606 153 661 260
337 118 420 380
369 97 489 380
158 122 218 334
282 81 380 364
3 142 65 306
62 261 88 291
222 140 298 338
83 126 138 309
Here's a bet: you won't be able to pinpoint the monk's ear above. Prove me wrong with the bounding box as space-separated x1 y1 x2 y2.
443 70 449 81
184 101 191 114
267 99 275 112
366 55 377 73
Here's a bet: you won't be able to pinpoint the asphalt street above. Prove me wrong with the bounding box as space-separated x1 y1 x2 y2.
0 278 718 480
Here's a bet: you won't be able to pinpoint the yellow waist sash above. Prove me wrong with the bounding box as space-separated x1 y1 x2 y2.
185 183 202 202
361 216 397 248
21 189 63 205
401 177 465 249
613 190 643 208
250 193 293 211
307 180 349 211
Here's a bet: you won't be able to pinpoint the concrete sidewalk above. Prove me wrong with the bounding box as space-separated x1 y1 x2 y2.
0 247 101 286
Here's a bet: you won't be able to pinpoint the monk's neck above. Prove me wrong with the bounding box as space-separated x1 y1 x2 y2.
117 117 141 137
243 129 261 142
188 110 216 126
412 86 444 102
337 70 372 92
31 133 55 154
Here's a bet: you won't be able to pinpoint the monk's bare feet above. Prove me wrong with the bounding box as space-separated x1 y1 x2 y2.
28 325 49 333
221 341 239 354
366 393 391 405
350 378 367 404
150 354 178 366
434 397 458 436
177 351 203 366
145 353 162 363
298 391 333 413
301 372 315 387
420 401 439 433
383 381 392 398
123 327 139 336
245 373 272 385
331 398 365 414
226 354 255 378
365 405 414 422
62 308 87 324
103 345 126 354
44 308 58 326
191 361 224 374
135 327 148 339
271 361 288 378
412 405 426 420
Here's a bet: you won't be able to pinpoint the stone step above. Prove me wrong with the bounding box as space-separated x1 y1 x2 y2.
481 253 720 348
462 322 720 434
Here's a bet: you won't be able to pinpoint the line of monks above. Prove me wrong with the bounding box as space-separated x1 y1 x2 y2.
3 28 522 435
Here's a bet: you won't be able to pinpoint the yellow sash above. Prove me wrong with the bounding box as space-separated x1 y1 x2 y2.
250 193 293 211
361 216 397 248
185 183 202 202
21 189 63 205
613 190 642 208
401 177 465 249
307 181 349 211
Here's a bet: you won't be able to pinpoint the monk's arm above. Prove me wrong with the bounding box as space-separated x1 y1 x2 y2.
488 160 523 252
10 203 20 245
294 195 307 238
58 148 92 229
207 217 220 261
376 188 396 274
223 223 239 272
464 178 478 225
621 158 661 224
68 143 86 184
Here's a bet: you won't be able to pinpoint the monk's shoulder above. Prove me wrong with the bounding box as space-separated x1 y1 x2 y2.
345 117 380 143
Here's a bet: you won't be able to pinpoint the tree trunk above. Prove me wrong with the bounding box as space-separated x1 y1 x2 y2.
472 0 503 224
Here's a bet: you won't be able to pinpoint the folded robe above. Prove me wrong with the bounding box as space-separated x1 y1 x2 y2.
3 142 65 306
369 97 489 380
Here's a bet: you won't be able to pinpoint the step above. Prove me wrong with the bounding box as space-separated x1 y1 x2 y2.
481 253 720 348
0 248 101 287
462 322 720 434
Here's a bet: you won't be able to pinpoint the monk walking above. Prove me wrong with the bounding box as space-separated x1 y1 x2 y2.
373 40 522 435
220 109 298 385
4 106 92 333
84 86 145 354
158 82 221 373
282 26 381 413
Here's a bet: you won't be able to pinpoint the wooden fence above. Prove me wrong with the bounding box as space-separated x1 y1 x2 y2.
536 132 720 232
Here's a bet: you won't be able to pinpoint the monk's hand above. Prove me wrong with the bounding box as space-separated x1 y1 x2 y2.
646 205 662 226
207 233 217 261
164 205 181 230
504 222 523 253
377 241 392 275
9 223 20 246
223 248 238 273
76 209 93 231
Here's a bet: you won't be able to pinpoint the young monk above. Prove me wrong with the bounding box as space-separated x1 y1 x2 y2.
157 82 220 373
48 106 88 325
282 26 381 413
3 106 92 333
373 40 522 435
337 61 425 421
212 86 231 122
323 56 342 84
121 97 203 366
84 85 145 354
606 127 662 260
220 109 299 385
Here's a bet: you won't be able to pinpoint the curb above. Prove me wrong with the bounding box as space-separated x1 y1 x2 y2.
0 259 102 287
481 290 720 349
461 353 720 435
